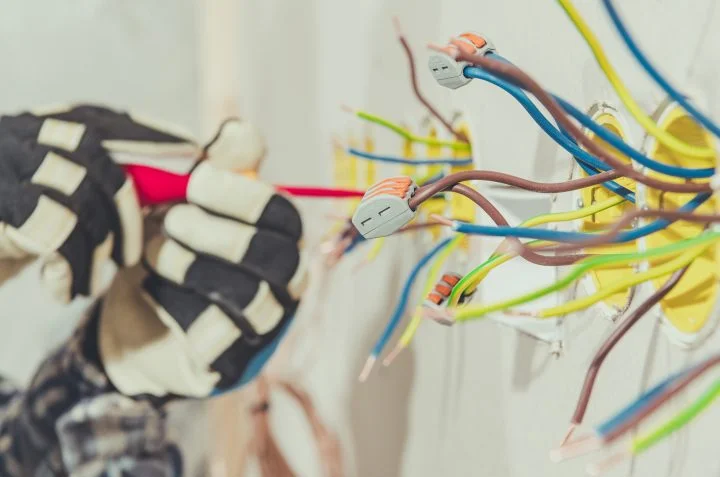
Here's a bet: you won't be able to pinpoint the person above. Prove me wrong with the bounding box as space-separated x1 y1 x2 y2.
0 104 307 476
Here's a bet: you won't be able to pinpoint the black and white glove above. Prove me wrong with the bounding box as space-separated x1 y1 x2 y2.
0 104 305 398
0 107 183 300
99 162 307 397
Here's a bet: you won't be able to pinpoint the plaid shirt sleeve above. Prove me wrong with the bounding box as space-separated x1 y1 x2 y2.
0 307 182 477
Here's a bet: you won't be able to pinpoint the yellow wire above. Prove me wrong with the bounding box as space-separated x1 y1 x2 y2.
536 244 709 317
451 195 626 304
557 0 715 159
355 110 471 152
364 237 386 263
455 240 713 322
396 235 464 350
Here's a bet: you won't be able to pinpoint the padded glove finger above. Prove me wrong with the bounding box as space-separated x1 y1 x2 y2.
202 118 266 172
186 162 302 241
162 205 304 300
0 114 142 266
31 104 199 158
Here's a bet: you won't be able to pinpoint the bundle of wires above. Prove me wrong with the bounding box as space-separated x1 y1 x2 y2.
340 4 720 468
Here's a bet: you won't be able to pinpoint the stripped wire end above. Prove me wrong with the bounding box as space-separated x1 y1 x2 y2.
428 42 459 59
391 16 404 38
549 434 601 463
382 345 406 367
340 104 356 115
428 213 455 228
558 423 577 447
358 355 377 382
422 306 456 326
586 451 628 476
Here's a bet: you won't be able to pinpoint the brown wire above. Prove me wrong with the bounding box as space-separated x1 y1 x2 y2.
569 266 689 428
251 377 295 477
393 18 468 143
408 169 622 208
446 46 712 194
544 209 720 253
251 378 344 477
603 353 720 443
451 183 586 266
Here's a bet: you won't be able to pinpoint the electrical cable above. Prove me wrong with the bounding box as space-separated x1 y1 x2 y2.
342 107 471 152
448 195 626 305
530 244 707 318
449 183 587 266
408 169 623 209
562 266 690 445
446 231 720 322
630 378 720 454
450 191 709 243
468 55 714 179
556 0 715 159
359 236 455 382
388 192 620 362
601 0 720 143
384 234 465 366
546 195 716 253
553 354 720 464
393 17 468 143
461 65 640 198
436 44 715 193
347 147 473 166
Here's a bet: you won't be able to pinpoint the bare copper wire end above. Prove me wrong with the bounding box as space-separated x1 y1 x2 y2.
559 423 577 447
428 213 455 227
422 306 456 326
428 42 459 59
586 450 628 476
549 434 601 463
340 104 356 115
382 345 405 367
358 355 377 382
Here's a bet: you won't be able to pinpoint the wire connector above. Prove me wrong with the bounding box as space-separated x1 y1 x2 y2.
352 177 417 239
424 272 474 307
428 32 495 89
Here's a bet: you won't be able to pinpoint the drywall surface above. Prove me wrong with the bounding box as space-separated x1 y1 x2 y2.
1 1 720 477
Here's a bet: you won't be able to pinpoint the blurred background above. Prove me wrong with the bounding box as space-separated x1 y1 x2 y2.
1 0 719 476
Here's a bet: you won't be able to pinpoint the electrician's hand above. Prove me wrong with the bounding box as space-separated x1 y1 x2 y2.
98 161 307 398
0 110 150 301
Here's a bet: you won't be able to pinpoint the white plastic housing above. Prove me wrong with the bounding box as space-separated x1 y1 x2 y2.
352 177 418 239
428 32 495 90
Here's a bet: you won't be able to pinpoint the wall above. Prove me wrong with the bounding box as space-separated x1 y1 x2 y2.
0 1 719 477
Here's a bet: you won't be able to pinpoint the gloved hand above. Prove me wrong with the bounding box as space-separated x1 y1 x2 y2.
0 104 303 397
99 161 306 397
0 107 166 300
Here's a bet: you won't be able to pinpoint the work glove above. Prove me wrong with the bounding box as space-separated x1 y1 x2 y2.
99 160 307 398
0 104 304 397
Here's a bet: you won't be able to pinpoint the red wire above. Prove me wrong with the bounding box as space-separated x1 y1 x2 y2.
122 164 365 206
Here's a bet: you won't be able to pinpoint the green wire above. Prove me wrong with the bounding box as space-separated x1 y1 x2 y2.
632 378 720 454
356 111 471 152
455 231 720 321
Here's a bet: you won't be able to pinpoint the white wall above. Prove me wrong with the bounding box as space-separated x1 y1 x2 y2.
1 1 719 476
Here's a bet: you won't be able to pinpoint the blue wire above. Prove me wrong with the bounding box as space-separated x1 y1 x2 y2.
602 0 720 143
595 365 694 437
453 192 711 242
370 237 455 358
462 66 635 202
483 53 714 179
557 97 714 179
464 66 610 173
348 148 473 166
